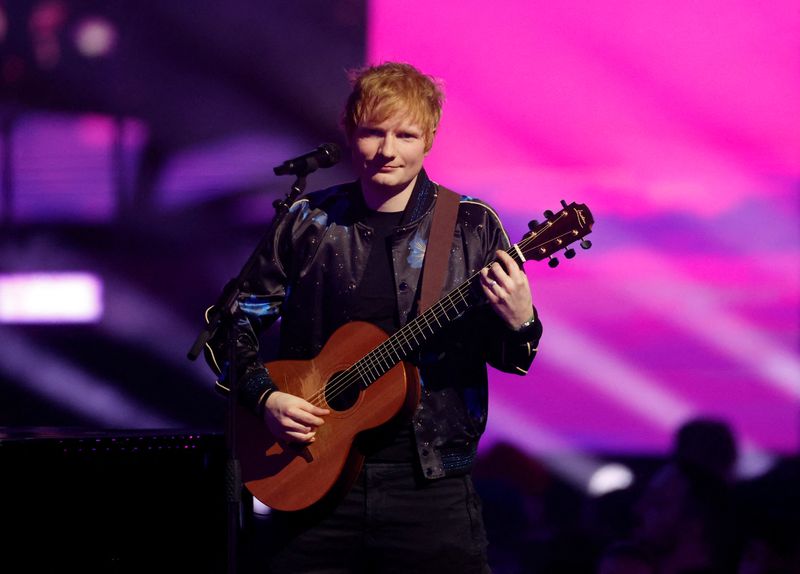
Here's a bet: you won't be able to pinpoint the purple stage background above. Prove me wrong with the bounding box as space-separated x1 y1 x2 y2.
1 1 798 482
368 0 800 472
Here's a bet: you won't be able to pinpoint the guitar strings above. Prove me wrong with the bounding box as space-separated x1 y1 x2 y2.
306 226 578 408
302 276 475 408
303 225 576 408
302 219 576 408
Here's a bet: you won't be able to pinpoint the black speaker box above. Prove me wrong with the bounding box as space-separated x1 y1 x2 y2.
0 429 227 573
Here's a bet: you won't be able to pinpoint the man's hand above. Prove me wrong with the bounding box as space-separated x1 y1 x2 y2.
480 250 534 330
263 391 330 444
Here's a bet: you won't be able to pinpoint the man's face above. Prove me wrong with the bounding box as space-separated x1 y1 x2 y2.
351 113 429 194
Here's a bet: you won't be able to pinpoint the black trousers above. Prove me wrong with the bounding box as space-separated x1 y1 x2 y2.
263 462 491 574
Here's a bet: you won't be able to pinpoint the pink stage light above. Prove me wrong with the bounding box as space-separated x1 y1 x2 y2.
0 272 103 323
73 16 118 59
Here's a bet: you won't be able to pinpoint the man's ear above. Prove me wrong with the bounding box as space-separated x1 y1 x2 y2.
425 130 437 154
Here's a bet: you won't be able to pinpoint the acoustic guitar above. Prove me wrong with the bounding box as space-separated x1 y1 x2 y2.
235 200 594 511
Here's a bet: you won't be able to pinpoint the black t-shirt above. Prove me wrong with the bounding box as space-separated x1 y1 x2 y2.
348 208 416 463
350 209 404 334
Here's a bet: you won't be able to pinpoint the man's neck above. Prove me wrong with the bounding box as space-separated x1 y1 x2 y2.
360 175 418 212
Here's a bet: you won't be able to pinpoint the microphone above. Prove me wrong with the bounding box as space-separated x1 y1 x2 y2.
273 143 341 176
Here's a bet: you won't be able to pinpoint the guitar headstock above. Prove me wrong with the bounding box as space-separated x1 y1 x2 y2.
516 200 594 267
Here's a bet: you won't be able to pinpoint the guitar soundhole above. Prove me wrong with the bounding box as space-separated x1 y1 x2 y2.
324 372 361 412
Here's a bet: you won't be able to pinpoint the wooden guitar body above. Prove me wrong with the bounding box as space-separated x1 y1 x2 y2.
236 321 420 511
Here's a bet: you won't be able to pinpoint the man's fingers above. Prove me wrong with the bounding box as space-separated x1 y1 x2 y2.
285 430 316 443
287 395 329 417
495 250 523 280
480 268 500 301
280 417 312 433
292 410 327 428
307 405 331 417
295 400 329 424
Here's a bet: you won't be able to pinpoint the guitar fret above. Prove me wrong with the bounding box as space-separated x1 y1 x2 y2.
397 328 411 353
446 295 461 317
441 302 453 321
353 362 369 388
361 360 378 385
378 349 391 371
370 350 381 372
368 360 380 381
422 312 435 335
386 341 401 363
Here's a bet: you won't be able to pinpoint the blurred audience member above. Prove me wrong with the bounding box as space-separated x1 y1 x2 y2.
631 417 738 573
735 456 800 574
673 418 738 484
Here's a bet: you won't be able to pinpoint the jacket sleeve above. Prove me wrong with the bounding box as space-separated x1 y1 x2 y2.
202 202 299 415
473 202 543 375
483 306 542 375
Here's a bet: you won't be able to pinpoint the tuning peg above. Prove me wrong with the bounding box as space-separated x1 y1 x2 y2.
548 256 559 268
560 199 569 209
564 248 576 259
580 239 592 250
527 219 540 231
543 209 554 219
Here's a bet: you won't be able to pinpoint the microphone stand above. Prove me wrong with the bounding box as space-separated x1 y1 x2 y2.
187 173 308 574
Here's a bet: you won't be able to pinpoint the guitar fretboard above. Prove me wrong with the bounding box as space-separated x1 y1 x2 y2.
321 204 588 405
347 243 527 390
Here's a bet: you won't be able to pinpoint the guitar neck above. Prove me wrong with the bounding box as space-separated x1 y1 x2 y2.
347 200 594 389
351 244 525 388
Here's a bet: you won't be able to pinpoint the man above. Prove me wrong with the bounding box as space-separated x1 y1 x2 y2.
206 62 542 573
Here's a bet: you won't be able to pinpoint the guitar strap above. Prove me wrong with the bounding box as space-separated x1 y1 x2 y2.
418 185 460 313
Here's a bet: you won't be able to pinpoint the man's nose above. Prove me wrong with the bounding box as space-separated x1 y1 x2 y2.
378 134 397 158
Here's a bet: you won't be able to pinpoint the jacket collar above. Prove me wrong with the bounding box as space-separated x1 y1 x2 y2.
346 169 437 227
348 168 437 228
400 168 436 227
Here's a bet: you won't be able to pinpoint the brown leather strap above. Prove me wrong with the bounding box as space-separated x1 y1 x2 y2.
418 185 460 313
